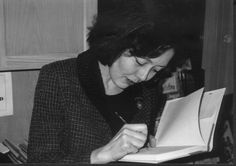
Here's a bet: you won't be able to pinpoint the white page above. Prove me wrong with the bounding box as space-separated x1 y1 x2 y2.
120 88 219 163
120 145 207 163
199 117 213 145
155 88 205 147
199 88 226 150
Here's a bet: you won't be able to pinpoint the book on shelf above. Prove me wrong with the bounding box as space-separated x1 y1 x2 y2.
18 143 27 154
0 142 9 154
2 139 27 163
120 87 226 163
8 153 23 164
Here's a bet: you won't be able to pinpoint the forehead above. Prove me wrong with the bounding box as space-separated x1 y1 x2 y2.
146 49 174 65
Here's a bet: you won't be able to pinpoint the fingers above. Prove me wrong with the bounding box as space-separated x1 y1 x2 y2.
90 124 148 164
112 123 147 142
118 131 146 151
122 123 148 135
148 135 156 148
114 124 148 153
122 127 147 142
120 141 139 154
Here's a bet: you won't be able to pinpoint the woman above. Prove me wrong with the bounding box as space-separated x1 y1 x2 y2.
27 9 183 164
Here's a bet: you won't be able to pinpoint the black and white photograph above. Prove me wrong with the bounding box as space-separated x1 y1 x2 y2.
0 0 234 164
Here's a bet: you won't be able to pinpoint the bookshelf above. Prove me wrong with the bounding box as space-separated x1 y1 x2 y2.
1 139 28 163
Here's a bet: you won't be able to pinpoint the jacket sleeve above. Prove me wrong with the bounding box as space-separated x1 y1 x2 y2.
27 64 91 163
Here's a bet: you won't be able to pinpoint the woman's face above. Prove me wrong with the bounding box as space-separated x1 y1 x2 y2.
109 48 174 89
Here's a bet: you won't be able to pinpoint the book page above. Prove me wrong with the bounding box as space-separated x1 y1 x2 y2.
119 88 225 163
155 88 205 147
138 146 195 154
198 117 213 146
199 88 226 150
120 145 207 163
120 88 217 163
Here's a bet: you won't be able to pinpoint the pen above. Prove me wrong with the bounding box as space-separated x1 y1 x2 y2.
115 112 127 124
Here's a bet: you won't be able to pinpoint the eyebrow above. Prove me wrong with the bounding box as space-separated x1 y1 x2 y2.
151 65 167 71
155 64 167 68
144 58 167 68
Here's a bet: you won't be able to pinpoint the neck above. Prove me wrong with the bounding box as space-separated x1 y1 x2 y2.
98 62 123 95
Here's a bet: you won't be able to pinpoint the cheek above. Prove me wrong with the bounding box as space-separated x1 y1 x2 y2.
109 62 125 80
118 59 137 75
110 56 138 79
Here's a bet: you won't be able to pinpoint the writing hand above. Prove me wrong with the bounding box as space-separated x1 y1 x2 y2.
147 134 156 148
90 124 147 164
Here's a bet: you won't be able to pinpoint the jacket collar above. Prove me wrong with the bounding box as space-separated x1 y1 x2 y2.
76 49 107 113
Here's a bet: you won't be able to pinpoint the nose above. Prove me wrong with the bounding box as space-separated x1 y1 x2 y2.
136 66 151 82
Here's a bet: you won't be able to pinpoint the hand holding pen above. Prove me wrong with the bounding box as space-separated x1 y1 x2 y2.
91 115 147 164
114 111 156 148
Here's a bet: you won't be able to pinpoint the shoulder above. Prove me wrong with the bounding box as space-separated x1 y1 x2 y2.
33 58 83 94
39 58 79 82
40 49 93 76
41 58 77 75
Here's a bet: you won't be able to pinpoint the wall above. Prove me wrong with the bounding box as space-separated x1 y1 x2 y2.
202 0 233 94
0 0 97 145
0 70 39 144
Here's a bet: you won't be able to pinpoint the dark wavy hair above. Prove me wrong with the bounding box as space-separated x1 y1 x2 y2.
87 6 188 80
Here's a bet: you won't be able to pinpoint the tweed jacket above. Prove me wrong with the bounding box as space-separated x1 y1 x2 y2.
27 49 163 163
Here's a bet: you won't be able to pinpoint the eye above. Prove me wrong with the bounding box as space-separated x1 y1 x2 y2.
153 65 166 72
134 57 146 66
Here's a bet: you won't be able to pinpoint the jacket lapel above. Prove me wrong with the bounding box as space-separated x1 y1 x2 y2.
76 50 107 114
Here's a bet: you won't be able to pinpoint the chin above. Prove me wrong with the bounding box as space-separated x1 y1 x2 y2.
118 84 128 90
116 81 129 90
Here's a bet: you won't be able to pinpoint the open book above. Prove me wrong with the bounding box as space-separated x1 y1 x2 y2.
120 87 226 163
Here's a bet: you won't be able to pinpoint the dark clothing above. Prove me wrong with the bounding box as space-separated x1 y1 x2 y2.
27 49 163 163
105 88 140 134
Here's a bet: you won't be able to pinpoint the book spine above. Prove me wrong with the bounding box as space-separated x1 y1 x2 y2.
8 153 23 164
2 140 19 158
2 139 27 163
17 144 27 159
18 143 27 154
